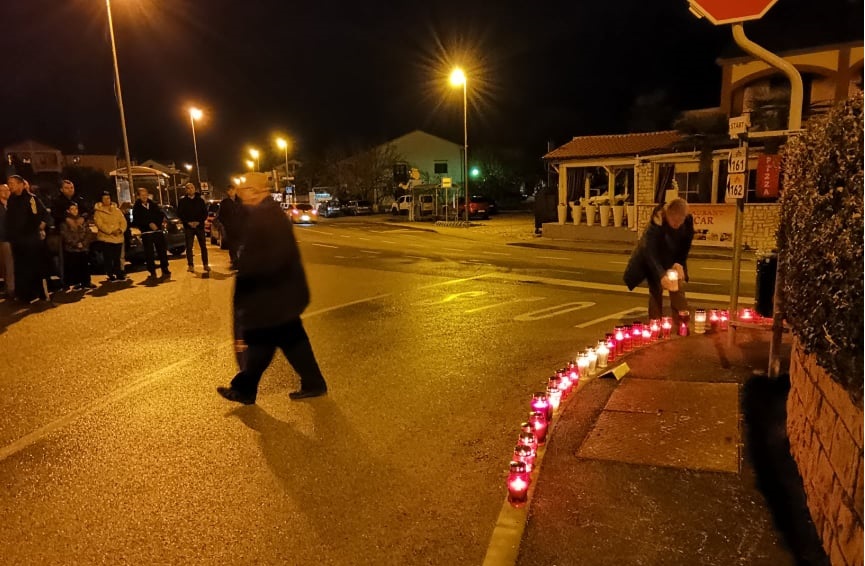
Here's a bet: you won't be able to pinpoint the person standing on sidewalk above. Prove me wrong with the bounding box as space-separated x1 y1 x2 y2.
177 182 209 273
5 175 51 303
623 197 694 324
131 188 171 280
0 183 13 297
93 191 127 281
217 172 328 405
217 184 246 270
59 204 96 290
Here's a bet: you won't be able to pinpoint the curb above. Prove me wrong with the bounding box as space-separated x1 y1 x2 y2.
509 241 755 261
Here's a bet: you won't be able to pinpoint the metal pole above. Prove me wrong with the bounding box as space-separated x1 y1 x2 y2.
190 114 202 188
728 135 749 342
284 147 290 203
463 81 469 222
106 0 135 200
731 23 804 377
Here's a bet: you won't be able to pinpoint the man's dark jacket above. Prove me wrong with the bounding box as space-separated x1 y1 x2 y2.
131 200 166 233
624 203 695 290
177 193 208 226
7 191 49 245
234 197 309 331
217 195 246 236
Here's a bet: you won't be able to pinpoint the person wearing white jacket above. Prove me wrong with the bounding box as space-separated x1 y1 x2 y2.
93 192 127 281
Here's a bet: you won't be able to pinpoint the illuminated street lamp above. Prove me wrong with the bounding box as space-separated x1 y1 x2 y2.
105 0 135 200
249 148 260 172
449 67 469 221
245 159 255 171
188 107 203 188
276 137 291 202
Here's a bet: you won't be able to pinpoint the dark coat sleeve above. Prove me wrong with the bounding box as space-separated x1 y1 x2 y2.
624 222 666 290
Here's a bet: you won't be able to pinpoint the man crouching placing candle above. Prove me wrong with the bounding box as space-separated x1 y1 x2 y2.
622 198 695 328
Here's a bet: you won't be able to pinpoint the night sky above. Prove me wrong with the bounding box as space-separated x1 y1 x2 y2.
2 0 861 184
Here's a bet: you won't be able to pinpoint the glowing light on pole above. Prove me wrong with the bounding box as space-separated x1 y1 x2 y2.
245 160 255 171
249 148 260 172
276 137 291 203
189 107 203 188
449 68 469 221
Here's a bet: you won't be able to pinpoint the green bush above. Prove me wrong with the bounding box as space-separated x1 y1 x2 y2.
778 92 863 404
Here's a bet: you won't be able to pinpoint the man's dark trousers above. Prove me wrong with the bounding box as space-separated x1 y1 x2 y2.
184 225 208 268
230 319 327 398
142 232 169 275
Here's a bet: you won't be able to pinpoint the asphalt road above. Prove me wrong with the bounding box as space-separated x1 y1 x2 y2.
0 214 753 565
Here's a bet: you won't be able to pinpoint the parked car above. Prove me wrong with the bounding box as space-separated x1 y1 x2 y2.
123 206 186 264
204 201 220 237
286 203 318 224
343 199 373 215
457 196 493 220
317 199 343 218
390 194 434 216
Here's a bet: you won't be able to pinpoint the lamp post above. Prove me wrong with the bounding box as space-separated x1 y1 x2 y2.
449 68 469 221
249 148 260 172
105 0 135 201
189 107 203 188
276 137 290 202
245 159 255 172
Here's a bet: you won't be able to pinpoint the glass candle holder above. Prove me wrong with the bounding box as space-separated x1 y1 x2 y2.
719 310 729 331
531 392 552 422
649 319 660 341
622 325 633 351
596 341 610 368
547 384 562 410
709 310 720 332
641 327 651 343
661 317 673 339
514 443 535 473
678 311 690 336
577 355 590 378
529 411 548 444
507 461 529 504
666 268 679 291
585 348 598 374
694 309 706 334
605 334 617 363
614 328 626 355
517 430 538 461
631 323 643 348
740 307 755 322
557 369 572 394
567 361 579 384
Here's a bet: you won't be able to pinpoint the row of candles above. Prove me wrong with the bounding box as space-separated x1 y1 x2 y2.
505 306 759 504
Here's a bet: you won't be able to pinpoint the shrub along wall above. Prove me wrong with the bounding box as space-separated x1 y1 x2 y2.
780 92 863 565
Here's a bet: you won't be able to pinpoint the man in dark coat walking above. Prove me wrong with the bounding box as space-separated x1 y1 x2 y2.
5 175 51 302
217 173 328 404
131 187 171 279
216 184 245 270
176 182 209 273
623 198 694 324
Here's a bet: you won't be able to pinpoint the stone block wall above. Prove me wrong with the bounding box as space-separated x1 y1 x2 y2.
787 337 864 566
635 162 654 204
743 204 781 253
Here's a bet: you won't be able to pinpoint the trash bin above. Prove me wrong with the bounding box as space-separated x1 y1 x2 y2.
755 252 778 318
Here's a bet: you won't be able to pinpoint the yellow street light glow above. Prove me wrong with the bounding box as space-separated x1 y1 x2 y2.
189 107 203 121
249 148 260 160
245 160 255 170
449 68 466 87
184 163 193 171
276 137 287 150
232 177 241 185
240 176 246 183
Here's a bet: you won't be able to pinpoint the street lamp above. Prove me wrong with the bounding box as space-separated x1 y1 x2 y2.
248 148 260 172
449 67 469 221
276 137 290 202
189 106 203 188
245 159 255 171
105 0 135 201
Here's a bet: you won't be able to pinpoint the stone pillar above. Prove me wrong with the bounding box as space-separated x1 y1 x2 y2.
558 164 568 207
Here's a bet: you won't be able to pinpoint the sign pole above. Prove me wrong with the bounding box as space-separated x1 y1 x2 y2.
728 133 749 345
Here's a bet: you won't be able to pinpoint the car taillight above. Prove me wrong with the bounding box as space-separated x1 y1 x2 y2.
292 210 299 215
311 210 318 215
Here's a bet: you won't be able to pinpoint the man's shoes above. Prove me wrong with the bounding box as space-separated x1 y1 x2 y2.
161 271 172 280
203 265 211 272
116 274 127 281
83 283 97 290
289 387 328 400
148 271 157 279
107 274 116 282
187 265 195 273
216 386 256 405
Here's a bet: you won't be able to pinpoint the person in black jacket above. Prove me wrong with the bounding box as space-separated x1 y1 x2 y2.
5 175 51 302
217 173 328 405
623 198 694 324
176 182 209 273
216 184 246 270
131 187 171 279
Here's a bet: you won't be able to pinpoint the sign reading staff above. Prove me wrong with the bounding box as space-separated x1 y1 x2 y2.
688 204 736 247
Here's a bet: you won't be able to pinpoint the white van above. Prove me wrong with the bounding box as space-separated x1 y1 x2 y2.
390 194 434 215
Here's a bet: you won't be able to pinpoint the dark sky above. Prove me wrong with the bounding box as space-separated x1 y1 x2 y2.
1 0 861 183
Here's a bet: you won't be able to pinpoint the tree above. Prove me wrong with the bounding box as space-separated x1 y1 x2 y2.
672 108 730 203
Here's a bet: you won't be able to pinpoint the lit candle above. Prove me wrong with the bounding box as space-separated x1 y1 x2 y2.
614 328 626 355
622 325 633 351
694 309 707 334
649 319 660 340
596 341 610 368
517 429 538 463
678 311 690 336
529 411 548 444
709 310 720 332
586 348 598 374
557 368 572 394
577 354 590 378
605 336 617 363
547 384 562 410
507 461 530 504
531 392 552 422
513 444 535 473
631 323 643 347
661 317 673 339
642 327 651 342
719 310 729 331
567 361 580 384
740 307 755 321
666 268 679 291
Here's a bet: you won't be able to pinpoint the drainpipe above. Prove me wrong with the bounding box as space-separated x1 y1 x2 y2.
732 23 803 378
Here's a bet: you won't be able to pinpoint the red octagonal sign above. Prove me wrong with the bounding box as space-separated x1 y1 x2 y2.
689 0 779 25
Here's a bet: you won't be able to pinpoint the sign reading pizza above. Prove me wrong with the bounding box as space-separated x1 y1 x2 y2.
688 0 779 25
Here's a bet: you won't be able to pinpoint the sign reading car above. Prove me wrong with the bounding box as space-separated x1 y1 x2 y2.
687 0 779 25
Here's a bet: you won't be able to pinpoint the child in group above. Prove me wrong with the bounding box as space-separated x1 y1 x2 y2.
60 203 96 290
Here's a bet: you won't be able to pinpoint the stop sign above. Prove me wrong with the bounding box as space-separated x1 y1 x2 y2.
688 0 779 25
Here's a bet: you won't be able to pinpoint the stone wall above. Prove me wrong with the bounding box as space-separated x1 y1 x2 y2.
787 337 864 566
635 162 654 205
743 204 781 253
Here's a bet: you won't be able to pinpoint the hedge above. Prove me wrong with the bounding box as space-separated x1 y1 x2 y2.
778 92 863 404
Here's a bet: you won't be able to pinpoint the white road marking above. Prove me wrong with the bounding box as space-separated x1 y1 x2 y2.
304 293 392 317
335 255 348 259
361 250 382 254
312 243 338 248
380 240 397 244
514 302 595 321
358 237 371 241
442 247 466 252
480 251 511 256
609 261 628 265
420 274 492 288
538 256 568 261
404 256 426 260
313 230 337 236
465 296 545 314
340 235 351 238
702 267 731 271
575 307 648 328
